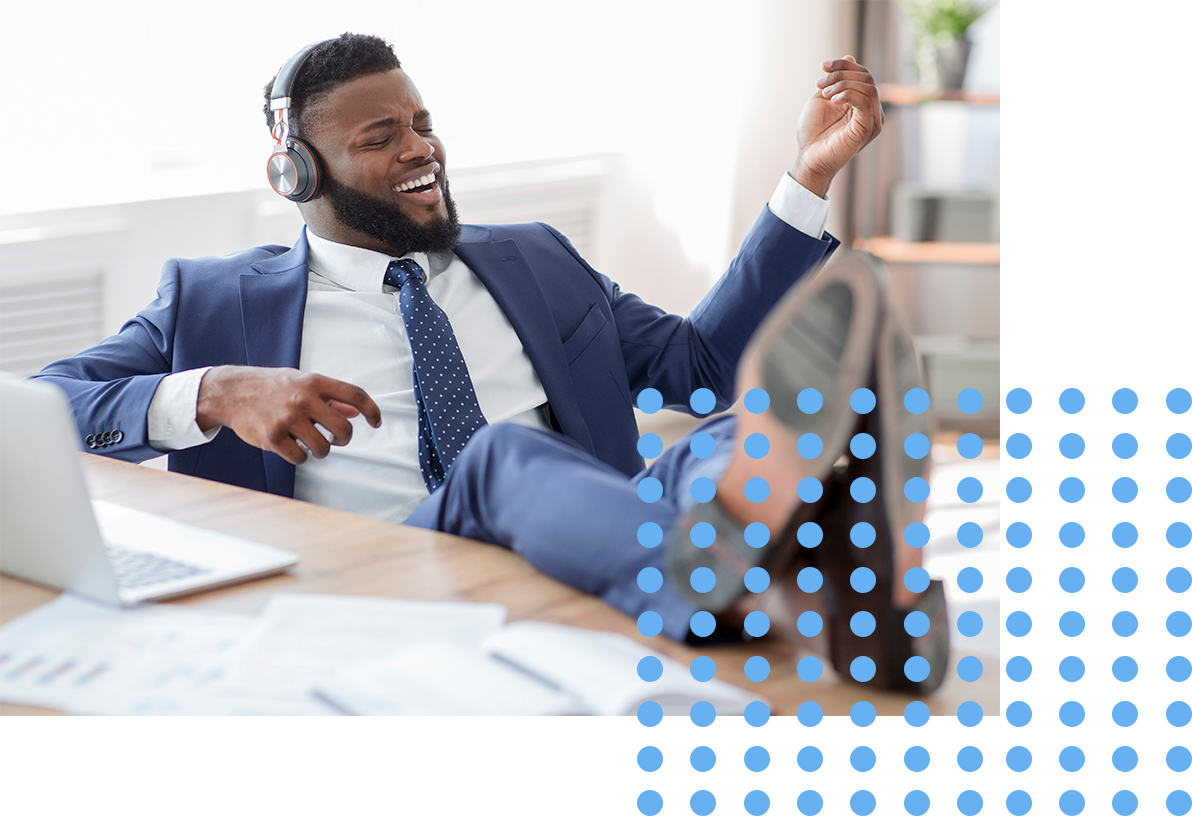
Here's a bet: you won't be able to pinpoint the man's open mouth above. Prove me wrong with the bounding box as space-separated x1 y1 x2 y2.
394 171 437 194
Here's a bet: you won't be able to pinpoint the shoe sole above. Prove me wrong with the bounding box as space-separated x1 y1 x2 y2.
667 251 884 612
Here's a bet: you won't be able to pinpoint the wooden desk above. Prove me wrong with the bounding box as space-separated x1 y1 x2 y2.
1 455 997 716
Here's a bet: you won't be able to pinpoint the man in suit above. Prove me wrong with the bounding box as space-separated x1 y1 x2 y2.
38 34 930 679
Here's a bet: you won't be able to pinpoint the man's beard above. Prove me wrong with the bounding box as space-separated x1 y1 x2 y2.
322 172 462 256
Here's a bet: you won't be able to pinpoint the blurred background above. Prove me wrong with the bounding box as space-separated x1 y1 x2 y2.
0 0 1000 661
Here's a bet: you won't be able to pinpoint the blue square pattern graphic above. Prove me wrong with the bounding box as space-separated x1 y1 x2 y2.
1006 428 1034 462
1110 385 1139 416
1063 743 1091 771
1063 695 1091 724
1006 695 1034 729
1063 562 1091 595
1006 519 1034 550
1110 426 1139 457
1163 385 1192 416
1006 562 1034 595
1110 609 1139 643
848 743 877 771
1163 433 1192 457
1110 695 1139 729
1063 385 1091 416
1006 471 1034 502
1110 562 1139 595
1163 476 1192 502
1110 519 1139 550
1110 743 1139 771
1163 614 1192 638
1006 607 1034 638
1063 474 1091 505
1063 607 1091 638
1110 474 1139 505
1006 385 1034 416
1063 428 1091 462
1110 652 1139 686
1063 519 1091 550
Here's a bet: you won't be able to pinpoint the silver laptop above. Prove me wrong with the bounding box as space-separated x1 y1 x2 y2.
0 374 299 604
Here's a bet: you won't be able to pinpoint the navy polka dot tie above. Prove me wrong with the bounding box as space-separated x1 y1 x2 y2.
385 258 487 492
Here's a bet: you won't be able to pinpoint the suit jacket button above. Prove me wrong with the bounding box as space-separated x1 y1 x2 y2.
99 432 110 446
112 430 124 444
85 434 96 448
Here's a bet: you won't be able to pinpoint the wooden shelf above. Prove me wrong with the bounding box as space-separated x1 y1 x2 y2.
878 84 1000 107
855 237 1000 266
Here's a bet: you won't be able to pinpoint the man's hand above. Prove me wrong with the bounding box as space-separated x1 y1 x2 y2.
790 56 884 198
196 366 382 465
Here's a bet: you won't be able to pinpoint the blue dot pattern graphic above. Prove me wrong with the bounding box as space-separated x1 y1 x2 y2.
637 433 663 459
850 433 876 459
689 388 716 415
743 433 768 459
691 657 715 681
637 477 663 503
691 433 715 457
904 387 930 414
744 388 770 413
689 611 715 637
798 388 823 413
744 522 769 548
636 388 662 414
798 611 823 637
850 387 876 414
638 656 663 682
691 522 716 548
638 522 663 548
386 258 489 492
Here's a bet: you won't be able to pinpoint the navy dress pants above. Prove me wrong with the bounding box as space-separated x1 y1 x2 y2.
405 416 738 641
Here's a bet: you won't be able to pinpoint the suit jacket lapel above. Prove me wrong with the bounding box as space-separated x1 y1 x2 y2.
238 230 310 497
454 227 595 457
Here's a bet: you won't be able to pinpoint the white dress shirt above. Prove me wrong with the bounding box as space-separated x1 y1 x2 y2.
148 171 830 522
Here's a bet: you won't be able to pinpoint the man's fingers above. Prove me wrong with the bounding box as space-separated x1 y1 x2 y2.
292 420 334 460
318 378 382 428
819 79 880 101
309 403 356 446
329 400 361 418
822 57 870 74
817 71 877 91
272 435 309 466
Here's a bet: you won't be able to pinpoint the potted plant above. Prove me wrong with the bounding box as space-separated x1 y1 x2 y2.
900 0 991 91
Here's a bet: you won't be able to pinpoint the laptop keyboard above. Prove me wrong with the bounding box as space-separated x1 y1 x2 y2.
104 545 212 590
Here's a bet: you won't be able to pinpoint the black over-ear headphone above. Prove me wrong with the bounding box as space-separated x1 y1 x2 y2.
267 40 333 202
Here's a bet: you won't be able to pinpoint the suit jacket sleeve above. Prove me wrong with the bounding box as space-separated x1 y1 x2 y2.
31 260 185 462
542 206 840 415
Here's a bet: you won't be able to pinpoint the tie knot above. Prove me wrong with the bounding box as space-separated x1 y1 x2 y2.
384 258 424 290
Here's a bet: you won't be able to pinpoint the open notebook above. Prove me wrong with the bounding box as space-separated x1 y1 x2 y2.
315 621 766 716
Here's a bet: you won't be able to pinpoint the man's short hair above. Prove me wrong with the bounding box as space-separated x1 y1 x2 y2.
263 33 401 138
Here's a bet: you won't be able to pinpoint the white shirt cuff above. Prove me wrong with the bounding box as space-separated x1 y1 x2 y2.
767 172 831 240
147 367 220 451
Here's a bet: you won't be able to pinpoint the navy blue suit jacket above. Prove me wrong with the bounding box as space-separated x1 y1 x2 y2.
35 207 837 498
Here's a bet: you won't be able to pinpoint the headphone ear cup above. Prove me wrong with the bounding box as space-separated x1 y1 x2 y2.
267 138 321 202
